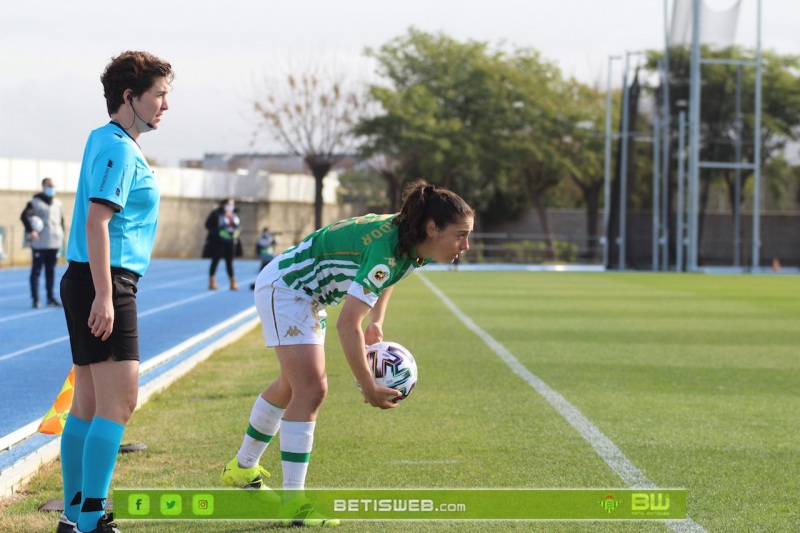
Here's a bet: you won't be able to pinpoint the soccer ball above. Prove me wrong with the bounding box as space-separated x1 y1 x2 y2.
29 216 44 233
357 341 418 403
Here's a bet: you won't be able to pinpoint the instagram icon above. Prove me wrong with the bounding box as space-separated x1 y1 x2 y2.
192 494 214 516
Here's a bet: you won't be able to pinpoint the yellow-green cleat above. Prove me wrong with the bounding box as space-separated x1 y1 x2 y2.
280 496 340 527
221 457 272 490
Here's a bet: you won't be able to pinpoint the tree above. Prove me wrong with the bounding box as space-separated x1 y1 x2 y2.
557 81 610 259
253 68 370 229
357 28 576 234
497 50 589 257
365 154 403 213
357 29 504 217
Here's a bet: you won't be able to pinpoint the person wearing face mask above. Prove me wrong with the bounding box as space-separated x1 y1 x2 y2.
20 177 65 308
249 226 277 290
203 198 242 290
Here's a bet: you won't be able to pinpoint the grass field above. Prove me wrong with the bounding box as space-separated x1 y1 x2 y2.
1 271 798 532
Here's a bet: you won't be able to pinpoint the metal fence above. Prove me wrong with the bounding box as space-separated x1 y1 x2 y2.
466 232 603 265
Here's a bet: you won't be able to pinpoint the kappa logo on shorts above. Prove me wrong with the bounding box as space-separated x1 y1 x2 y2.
284 326 302 338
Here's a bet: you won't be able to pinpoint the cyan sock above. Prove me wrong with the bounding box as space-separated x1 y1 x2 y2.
77 417 124 532
60 414 92 523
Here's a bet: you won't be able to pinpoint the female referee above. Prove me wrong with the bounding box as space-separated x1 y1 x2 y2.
57 51 173 533
221 179 474 525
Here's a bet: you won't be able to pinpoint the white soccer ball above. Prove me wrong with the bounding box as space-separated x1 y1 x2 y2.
29 216 44 233
357 341 418 403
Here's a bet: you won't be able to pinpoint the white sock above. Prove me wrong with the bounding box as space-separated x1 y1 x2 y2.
236 396 284 468
280 420 316 489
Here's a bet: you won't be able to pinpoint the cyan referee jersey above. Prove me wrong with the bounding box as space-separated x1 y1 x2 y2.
66 122 160 276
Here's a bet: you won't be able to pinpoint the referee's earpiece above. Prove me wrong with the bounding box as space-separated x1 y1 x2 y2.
127 93 154 129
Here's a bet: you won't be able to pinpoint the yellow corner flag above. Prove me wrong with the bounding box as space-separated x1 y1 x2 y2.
38 367 75 435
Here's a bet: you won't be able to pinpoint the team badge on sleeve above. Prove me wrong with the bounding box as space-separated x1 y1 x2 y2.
367 264 391 288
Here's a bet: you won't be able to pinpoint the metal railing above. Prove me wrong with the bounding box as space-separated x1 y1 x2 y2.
466 233 602 264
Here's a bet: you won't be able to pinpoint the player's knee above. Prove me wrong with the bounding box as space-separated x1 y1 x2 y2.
304 380 328 409
104 392 138 424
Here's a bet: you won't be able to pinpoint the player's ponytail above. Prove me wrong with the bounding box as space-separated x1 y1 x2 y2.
393 179 474 260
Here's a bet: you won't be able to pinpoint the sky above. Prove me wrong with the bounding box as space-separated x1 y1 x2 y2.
1 0 797 167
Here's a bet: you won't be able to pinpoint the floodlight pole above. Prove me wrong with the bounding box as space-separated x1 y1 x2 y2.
734 65 742 267
603 55 621 270
687 0 701 271
676 111 687 272
652 112 661 271
661 0 671 271
752 0 763 270
619 50 642 271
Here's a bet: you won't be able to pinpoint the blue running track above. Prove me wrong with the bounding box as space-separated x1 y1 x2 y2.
0 259 263 487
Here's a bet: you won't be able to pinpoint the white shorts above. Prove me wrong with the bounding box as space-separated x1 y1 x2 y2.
254 260 327 347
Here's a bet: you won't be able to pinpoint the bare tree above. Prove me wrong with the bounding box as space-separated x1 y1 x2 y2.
253 67 369 229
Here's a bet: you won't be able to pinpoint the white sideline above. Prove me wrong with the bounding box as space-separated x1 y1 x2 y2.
417 272 706 532
0 308 259 498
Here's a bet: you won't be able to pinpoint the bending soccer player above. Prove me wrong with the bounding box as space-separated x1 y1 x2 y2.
221 180 473 525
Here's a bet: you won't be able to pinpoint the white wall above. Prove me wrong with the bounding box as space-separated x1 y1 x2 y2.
0 157 340 204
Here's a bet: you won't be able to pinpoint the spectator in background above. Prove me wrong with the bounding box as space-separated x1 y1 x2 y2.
256 226 276 269
250 226 277 290
20 177 65 308
204 198 242 290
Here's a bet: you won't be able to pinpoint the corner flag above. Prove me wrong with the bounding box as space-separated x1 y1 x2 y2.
38 367 75 435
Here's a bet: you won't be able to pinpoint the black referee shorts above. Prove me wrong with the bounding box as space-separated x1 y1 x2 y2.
60 262 140 366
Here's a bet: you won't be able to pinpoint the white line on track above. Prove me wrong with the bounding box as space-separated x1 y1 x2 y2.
0 336 68 362
417 272 706 532
0 293 29 303
0 289 233 362
137 288 219 317
0 308 60 324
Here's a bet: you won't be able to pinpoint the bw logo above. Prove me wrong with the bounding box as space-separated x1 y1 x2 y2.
631 493 670 511
284 326 302 338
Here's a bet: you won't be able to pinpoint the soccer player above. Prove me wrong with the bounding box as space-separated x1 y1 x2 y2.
57 51 173 533
221 180 474 525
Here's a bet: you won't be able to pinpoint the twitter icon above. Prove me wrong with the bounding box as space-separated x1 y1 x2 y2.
160 494 182 516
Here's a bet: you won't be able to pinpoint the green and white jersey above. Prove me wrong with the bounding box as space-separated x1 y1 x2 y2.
276 213 428 307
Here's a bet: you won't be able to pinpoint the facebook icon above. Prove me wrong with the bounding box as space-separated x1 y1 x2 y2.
128 494 150 515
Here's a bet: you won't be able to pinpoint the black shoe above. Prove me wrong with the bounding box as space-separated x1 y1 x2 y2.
55 513 76 533
76 513 120 533
33 299 40 309
47 297 62 307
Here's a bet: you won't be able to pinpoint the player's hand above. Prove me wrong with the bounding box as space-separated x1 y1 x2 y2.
88 295 114 341
29 230 39 241
364 323 384 346
361 381 401 409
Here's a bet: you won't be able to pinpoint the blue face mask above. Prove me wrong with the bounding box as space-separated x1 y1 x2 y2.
44 187 55 197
